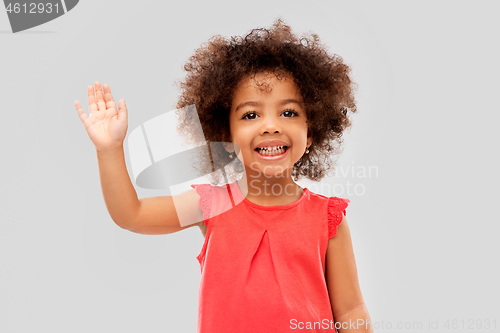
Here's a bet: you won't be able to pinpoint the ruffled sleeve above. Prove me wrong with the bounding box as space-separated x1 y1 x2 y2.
190 184 213 226
327 197 350 239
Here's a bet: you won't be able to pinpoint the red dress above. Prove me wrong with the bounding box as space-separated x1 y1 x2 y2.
191 180 349 333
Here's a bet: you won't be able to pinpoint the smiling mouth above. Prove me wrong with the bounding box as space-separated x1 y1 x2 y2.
254 145 288 156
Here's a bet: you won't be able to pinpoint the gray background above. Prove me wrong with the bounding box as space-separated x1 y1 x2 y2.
1 0 499 332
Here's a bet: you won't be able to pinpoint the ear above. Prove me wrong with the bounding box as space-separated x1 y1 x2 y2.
307 131 313 147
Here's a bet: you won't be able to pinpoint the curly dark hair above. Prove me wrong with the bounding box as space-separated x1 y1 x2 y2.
175 18 357 185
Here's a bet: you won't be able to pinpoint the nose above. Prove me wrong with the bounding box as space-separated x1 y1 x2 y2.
260 114 282 134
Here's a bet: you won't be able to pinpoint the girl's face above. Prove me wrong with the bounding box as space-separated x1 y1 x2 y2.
228 72 312 179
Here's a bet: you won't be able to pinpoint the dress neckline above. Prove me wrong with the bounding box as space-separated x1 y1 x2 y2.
229 180 309 210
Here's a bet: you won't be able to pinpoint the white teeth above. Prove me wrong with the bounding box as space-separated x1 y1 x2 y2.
256 145 286 151
256 145 287 156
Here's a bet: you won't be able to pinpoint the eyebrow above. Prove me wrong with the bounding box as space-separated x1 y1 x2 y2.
234 99 303 112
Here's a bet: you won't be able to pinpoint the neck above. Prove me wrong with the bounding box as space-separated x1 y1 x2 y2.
236 166 304 206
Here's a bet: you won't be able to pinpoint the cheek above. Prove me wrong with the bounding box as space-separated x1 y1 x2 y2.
230 124 252 141
294 123 309 141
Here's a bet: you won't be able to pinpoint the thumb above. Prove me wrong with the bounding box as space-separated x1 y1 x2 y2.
118 99 128 119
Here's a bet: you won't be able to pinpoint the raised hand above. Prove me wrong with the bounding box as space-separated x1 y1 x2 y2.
75 81 128 152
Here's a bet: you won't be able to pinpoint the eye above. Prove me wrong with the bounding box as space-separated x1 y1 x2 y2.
282 109 299 117
242 111 258 120
241 109 299 120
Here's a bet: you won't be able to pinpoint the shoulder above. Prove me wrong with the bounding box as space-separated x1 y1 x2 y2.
301 189 350 238
328 196 350 213
305 190 350 212
326 196 350 239
190 183 230 228
170 187 206 230
190 183 215 214
190 183 230 204
191 182 228 194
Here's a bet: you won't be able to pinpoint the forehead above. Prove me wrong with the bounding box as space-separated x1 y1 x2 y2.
232 72 301 103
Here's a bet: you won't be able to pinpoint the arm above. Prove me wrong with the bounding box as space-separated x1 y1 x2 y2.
96 146 204 234
130 188 205 235
96 145 141 229
76 82 203 235
325 214 374 333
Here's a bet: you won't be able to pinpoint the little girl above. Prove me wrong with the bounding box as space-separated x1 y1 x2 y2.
75 19 373 333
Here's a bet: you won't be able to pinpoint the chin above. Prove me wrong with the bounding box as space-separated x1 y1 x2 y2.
260 166 292 179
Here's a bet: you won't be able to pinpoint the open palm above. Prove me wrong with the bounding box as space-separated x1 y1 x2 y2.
75 81 128 152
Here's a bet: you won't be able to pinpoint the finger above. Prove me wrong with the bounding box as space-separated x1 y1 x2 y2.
117 99 128 121
87 85 98 114
94 81 106 112
74 100 89 123
103 84 117 110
